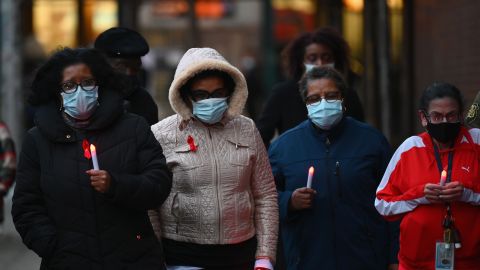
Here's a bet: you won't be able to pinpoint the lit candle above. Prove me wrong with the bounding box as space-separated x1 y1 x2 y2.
439 169 447 186
306 166 314 188
90 144 100 170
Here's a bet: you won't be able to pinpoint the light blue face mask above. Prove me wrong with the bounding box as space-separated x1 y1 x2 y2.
61 86 99 120
304 62 335 73
307 99 343 130
192 97 228 124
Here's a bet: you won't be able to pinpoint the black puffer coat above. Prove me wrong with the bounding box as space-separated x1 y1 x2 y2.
124 84 159 126
12 88 172 270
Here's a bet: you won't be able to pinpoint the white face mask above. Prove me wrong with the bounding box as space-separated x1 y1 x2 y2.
304 62 335 73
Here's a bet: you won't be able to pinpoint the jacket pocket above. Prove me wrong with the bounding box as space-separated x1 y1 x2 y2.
170 192 180 233
173 144 204 170
227 139 250 166
170 192 197 237
238 191 254 218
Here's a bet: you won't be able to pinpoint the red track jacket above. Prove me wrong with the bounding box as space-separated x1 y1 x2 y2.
375 127 480 270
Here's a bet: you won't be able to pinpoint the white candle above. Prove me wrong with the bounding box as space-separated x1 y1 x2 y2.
439 169 447 186
90 144 100 170
306 166 314 188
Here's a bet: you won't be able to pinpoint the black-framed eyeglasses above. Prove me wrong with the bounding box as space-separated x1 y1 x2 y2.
423 111 460 124
190 89 229 101
61 78 97 94
305 92 342 105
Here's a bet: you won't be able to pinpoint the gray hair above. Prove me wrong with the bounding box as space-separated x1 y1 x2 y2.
298 67 348 102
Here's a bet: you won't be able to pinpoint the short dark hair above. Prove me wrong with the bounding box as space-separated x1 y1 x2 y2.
298 67 347 102
419 82 465 113
29 47 125 106
180 69 235 102
282 27 351 80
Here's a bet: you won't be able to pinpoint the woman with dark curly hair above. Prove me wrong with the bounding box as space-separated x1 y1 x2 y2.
257 27 365 147
12 48 172 270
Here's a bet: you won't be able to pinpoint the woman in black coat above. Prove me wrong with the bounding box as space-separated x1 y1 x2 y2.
12 48 172 270
257 27 365 147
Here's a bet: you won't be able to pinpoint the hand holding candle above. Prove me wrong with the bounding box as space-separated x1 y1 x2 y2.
86 144 110 193
290 166 317 211
90 144 100 170
87 169 111 193
306 166 314 188
439 169 447 186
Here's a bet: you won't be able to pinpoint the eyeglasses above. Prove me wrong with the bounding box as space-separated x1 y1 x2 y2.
423 111 460 124
305 92 342 105
61 78 97 94
191 89 229 101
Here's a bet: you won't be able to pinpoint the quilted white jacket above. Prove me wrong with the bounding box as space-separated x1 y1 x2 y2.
149 48 278 261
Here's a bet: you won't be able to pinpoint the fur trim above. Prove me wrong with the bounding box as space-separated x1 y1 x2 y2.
168 48 248 121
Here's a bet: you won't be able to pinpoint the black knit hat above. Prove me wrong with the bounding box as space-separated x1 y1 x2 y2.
94 27 149 58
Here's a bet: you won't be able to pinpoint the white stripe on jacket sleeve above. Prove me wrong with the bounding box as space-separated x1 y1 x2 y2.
461 188 480 205
375 136 429 216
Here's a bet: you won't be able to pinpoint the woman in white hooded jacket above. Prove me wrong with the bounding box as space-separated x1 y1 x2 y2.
149 48 278 270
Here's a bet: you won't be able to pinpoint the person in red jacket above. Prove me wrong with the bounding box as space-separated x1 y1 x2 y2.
375 82 480 270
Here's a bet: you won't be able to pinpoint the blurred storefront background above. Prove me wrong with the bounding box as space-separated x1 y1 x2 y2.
2 0 480 148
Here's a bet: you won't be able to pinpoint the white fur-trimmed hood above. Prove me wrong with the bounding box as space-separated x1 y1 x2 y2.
168 48 248 122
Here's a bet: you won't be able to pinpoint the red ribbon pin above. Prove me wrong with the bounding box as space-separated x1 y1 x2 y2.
82 139 91 159
187 135 197 152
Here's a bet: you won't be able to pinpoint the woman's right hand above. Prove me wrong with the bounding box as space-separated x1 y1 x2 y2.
424 183 445 203
87 169 112 193
289 187 317 210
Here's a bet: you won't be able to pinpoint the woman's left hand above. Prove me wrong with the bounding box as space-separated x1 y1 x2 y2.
439 181 464 202
87 170 111 193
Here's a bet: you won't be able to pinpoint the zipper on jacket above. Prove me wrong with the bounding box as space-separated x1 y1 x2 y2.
325 136 338 269
84 135 104 267
207 128 223 243
335 161 343 198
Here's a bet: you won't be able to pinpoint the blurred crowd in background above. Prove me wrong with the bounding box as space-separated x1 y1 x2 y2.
1 0 479 150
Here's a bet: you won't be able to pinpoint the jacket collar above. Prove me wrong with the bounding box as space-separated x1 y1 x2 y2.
34 88 124 142
307 116 347 143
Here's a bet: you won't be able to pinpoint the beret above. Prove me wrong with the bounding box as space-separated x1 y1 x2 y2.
94 27 149 58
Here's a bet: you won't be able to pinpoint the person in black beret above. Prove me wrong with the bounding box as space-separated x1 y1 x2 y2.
95 27 159 125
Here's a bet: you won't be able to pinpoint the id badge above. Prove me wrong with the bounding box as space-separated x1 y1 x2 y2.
435 242 454 270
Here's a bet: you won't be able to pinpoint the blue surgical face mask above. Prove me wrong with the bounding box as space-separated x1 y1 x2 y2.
61 86 99 120
305 62 335 73
307 99 343 130
192 97 228 124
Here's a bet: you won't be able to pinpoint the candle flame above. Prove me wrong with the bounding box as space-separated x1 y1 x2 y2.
309 166 314 175
90 144 96 152
441 170 447 178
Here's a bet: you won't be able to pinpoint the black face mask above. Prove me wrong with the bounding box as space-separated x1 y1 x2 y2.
426 121 461 144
